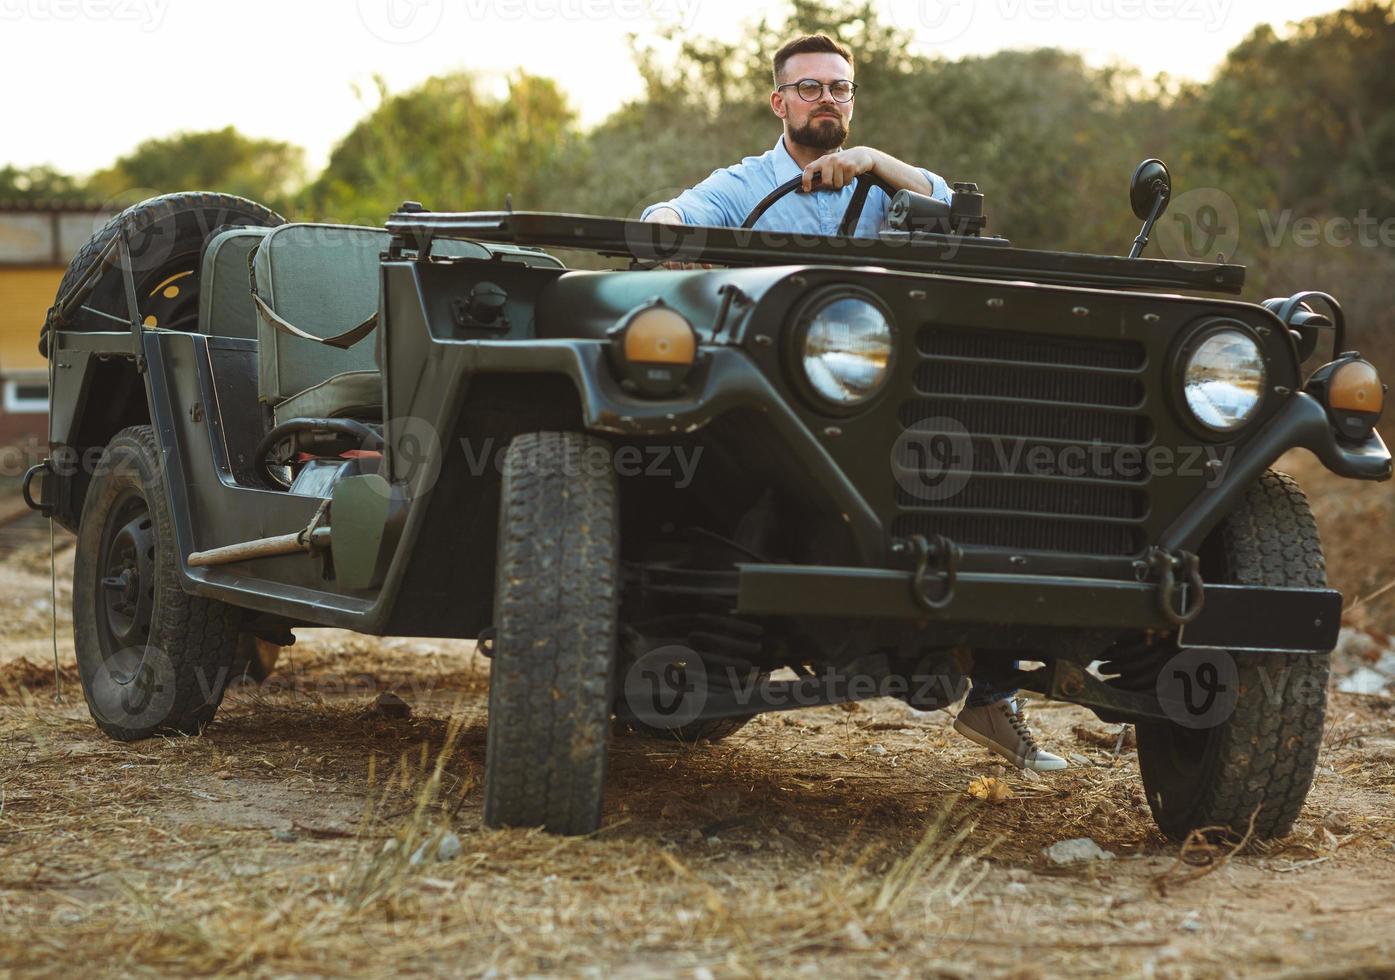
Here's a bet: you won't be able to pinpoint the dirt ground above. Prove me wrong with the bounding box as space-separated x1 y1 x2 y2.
2 450 1393 979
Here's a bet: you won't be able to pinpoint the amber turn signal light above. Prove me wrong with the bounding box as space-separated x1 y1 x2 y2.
607 299 699 397
1305 353 1386 442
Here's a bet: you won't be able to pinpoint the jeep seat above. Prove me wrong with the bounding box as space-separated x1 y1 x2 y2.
251 223 391 425
198 226 273 340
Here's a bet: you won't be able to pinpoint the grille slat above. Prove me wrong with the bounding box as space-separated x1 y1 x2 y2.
895 326 1152 557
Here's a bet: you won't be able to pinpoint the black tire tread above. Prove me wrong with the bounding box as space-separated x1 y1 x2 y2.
73 426 243 739
483 431 618 835
1141 469 1329 840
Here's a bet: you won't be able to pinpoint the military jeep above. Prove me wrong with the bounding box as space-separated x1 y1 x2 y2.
27 160 1390 838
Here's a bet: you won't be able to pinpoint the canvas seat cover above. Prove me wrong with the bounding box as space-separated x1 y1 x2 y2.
198 226 273 340
251 223 391 423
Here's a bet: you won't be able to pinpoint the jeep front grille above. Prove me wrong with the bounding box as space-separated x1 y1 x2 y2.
891 326 1151 557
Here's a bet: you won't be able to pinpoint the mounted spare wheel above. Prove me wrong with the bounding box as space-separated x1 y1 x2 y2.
40 192 284 355
484 431 620 835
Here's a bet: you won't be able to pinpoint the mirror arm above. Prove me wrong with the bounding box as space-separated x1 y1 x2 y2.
1128 187 1167 259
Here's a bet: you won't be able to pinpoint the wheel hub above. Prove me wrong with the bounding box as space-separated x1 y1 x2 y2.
99 504 155 649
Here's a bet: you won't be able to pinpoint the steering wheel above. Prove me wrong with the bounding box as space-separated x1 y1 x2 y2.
739 171 895 237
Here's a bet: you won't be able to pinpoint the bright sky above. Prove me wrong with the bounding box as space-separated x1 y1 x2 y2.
0 0 1352 177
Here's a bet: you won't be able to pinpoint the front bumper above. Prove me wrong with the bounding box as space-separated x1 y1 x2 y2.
735 563 1341 653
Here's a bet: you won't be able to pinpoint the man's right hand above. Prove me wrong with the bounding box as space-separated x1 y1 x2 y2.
641 206 712 268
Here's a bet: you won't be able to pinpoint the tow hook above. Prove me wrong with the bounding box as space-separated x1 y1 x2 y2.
1145 546 1205 625
21 461 52 516
906 533 962 611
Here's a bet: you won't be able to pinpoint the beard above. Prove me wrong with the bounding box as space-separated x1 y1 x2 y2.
789 111 847 151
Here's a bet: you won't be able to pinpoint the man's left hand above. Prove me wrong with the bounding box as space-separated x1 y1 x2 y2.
802 146 879 192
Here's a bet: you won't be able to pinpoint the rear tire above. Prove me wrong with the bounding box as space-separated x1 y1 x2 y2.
73 426 244 740
1136 470 1330 841
483 431 619 835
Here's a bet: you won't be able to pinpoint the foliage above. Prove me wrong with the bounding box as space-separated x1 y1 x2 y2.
5 0 1391 360
85 126 306 214
302 73 581 224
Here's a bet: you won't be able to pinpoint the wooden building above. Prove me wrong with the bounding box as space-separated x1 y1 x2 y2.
0 201 113 447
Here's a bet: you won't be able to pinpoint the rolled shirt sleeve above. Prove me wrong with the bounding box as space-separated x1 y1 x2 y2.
641 165 757 227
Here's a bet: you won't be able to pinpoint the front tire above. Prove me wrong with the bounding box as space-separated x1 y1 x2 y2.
1136 470 1330 841
73 426 244 740
483 431 619 835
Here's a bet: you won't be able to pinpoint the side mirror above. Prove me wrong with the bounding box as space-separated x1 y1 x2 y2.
1129 159 1171 220
1128 158 1172 258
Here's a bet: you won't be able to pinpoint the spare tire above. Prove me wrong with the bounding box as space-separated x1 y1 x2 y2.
40 192 284 357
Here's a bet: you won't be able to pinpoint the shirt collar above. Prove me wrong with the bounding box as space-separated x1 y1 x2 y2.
772 134 804 184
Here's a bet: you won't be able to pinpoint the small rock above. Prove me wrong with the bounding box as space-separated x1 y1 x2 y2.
1180 913 1202 933
1020 767 1042 783
868 743 888 756
843 920 873 951
435 831 462 861
704 836 721 847
1043 837 1115 865
1068 754 1092 767
693 968 715 980
1337 668 1390 697
271 829 297 843
1322 811 1354 835
1007 881 1028 894
372 691 412 718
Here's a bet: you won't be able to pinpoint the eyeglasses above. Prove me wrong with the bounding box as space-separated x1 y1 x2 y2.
776 78 857 103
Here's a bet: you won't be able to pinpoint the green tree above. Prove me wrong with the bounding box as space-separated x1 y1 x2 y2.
0 164 88 202
86 126 307 214
303 72 581 225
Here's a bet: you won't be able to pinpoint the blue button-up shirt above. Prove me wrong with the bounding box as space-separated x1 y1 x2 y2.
641 135 951 238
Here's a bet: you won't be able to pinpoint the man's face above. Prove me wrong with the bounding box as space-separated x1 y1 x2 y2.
772 52 854 151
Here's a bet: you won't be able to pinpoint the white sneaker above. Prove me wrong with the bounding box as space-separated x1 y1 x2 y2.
954 698 1068 772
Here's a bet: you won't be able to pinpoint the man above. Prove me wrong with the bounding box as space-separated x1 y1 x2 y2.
644 33 1066 772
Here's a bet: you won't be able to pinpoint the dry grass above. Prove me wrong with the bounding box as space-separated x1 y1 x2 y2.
3 631 1394 978
2 451 1394 977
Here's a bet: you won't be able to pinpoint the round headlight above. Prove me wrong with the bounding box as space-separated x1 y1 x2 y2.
800 295 894 407
1182 327 1266 431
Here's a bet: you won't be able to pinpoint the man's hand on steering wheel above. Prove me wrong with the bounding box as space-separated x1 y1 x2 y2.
801 146 880 192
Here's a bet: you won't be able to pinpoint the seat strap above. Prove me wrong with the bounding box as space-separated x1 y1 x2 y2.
251 291 378 350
